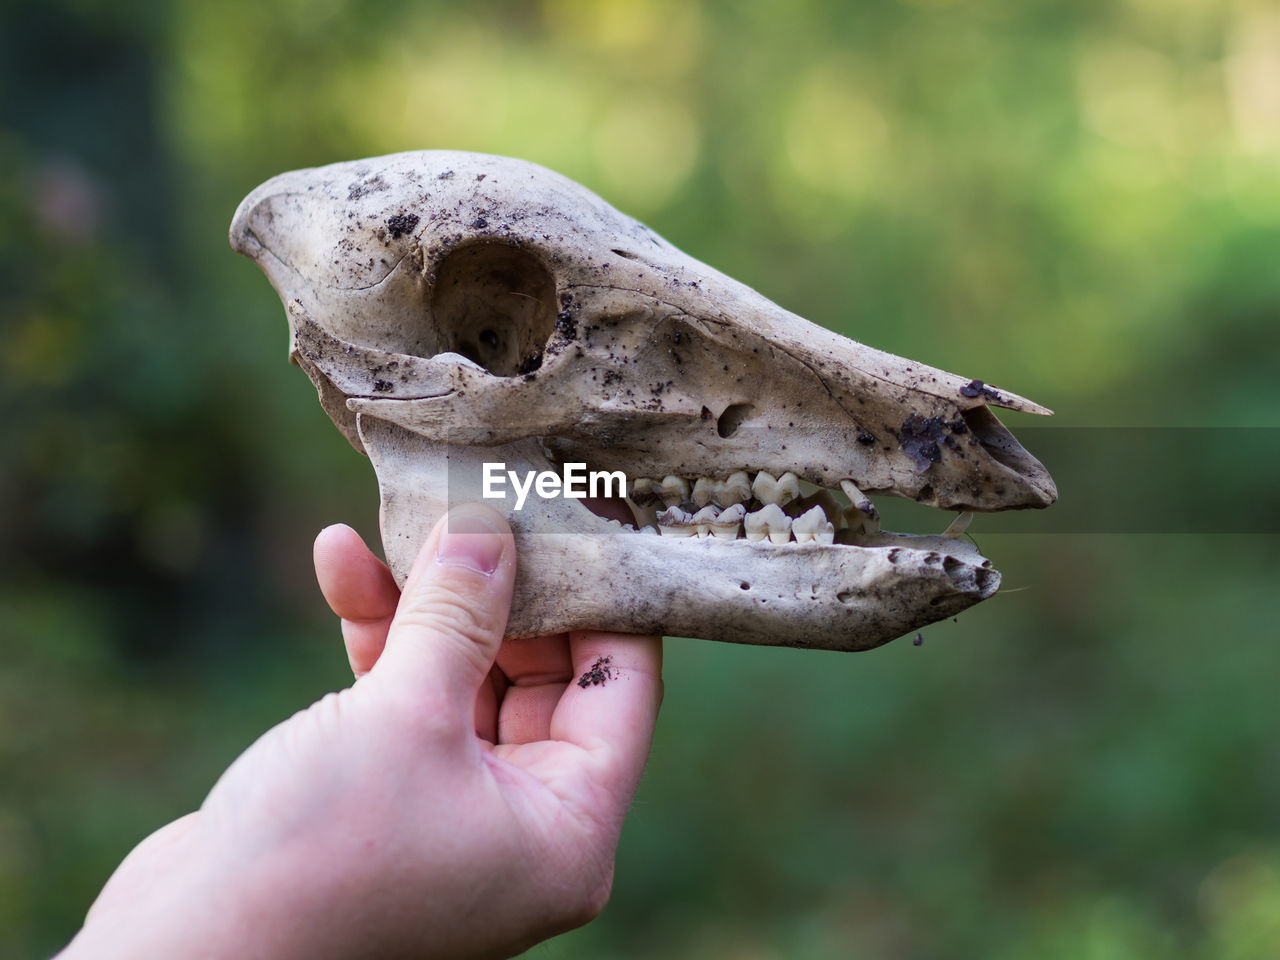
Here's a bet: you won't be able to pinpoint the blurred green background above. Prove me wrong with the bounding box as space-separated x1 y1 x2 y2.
3 0 1279 957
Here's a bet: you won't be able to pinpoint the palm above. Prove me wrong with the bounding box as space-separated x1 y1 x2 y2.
314 524 659 791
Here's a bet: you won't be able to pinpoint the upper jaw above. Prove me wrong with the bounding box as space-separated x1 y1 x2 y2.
545 400 1057 515
233 162 1057 516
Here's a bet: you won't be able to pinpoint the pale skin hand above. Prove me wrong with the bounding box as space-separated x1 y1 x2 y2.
60 505 663 960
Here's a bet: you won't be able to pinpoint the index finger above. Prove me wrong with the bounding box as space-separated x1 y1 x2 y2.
314 524 401 675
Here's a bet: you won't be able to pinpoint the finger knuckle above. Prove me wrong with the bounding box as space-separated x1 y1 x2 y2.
395 587 498 671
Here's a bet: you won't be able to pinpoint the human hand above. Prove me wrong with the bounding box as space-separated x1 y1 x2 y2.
61 505 663 959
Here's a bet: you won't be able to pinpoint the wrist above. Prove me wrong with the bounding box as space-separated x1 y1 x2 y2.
59 817 297 960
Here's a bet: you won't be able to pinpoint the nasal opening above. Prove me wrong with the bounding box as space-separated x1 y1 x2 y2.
960 405 1058 507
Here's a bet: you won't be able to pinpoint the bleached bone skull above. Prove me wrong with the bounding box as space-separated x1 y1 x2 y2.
231 151 1055 652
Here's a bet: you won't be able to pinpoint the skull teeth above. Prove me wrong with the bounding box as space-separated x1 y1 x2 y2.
745 503 791 543
715 471 753 506
752 471 801 506
660 475 691 506
690 505 720 538
631 478 661 505
691 477 717 507
709 502 747 538
941 511 974 539
628 471 890 545
791 505 836 544
839 479 881 536
656 505 696 538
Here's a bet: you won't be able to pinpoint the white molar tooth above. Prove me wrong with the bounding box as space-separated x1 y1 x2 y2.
776 471 801 505
715 470 752 506
787 489 842 526
791 505 834 544
656 505 696 539
751 471 777 503
709 502 746 539
753 470 801 506
941 511 974 539
691 477 717 507
742 506 769 542
691 504 720 538
660 475 690 506
744 502 792 544
766 506 793 544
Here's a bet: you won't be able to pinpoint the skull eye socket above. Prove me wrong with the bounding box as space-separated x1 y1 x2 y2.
430 242 557 376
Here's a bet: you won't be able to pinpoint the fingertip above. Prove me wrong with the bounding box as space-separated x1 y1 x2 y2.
552 633 664 802
314 522 359 552
313 523 364 588
314 524 400 623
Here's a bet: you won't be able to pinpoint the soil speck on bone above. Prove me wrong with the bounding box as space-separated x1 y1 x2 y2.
577 656 615 688
347 174 387 200
386 213 419 238
555 311 578 340
960 379 1002 402
897 414 946 473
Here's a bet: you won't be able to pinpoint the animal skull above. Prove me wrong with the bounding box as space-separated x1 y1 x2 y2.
231 151 1055 652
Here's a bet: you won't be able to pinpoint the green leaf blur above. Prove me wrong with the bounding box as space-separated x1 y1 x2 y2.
2 0 1278 957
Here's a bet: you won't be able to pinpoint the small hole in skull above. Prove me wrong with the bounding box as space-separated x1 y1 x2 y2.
430 242 557 377
716 403 755 439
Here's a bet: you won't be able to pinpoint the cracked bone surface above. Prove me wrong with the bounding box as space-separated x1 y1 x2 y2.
231 150 1057 652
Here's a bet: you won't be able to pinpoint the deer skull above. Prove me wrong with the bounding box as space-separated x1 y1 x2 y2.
231 151 1055 652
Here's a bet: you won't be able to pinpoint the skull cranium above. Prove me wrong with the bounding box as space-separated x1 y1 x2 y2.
231 151 1055 652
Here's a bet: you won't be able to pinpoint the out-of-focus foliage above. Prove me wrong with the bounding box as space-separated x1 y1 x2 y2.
2 0 1278 957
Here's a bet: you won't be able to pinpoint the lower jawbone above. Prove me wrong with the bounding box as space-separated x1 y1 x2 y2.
363 418 1001 652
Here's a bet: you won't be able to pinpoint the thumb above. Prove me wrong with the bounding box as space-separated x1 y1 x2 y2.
372 504 516 715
